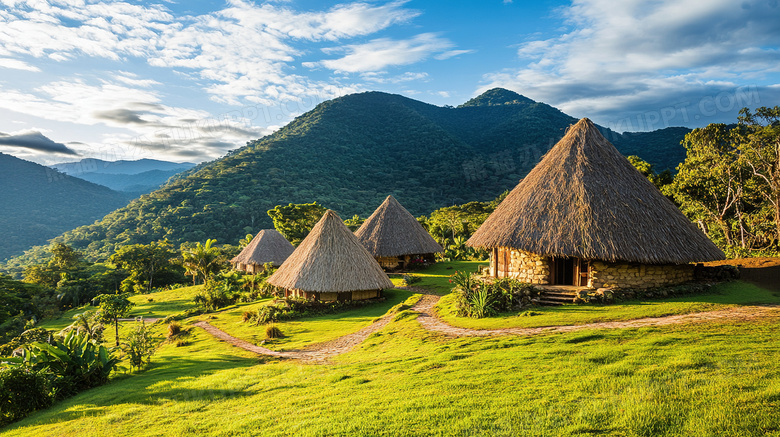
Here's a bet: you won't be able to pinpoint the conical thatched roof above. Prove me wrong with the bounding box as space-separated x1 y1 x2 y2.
467 118 725 264
355 195 443 257
268 210 394 292
230 229 295 267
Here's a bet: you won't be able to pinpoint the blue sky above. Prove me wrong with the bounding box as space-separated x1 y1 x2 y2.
0 0 778 165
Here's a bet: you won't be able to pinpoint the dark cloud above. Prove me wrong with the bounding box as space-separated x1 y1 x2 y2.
129 102 164 111
0 131 79 155
93 108 150 125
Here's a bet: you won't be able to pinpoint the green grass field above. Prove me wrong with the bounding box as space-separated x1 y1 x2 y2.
5 262 780 436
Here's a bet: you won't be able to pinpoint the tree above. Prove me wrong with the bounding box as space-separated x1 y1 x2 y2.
95 293 134 347
238 233 254 249
123 321 156 371
110 240 178 292
49 243 82 271
267 202 328 245
736 106 780 244
343 215 364 231
627 155 673 190
180 239 225 285
664 124 747 248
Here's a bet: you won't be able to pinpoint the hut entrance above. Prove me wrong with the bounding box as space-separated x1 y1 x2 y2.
551 257 590 286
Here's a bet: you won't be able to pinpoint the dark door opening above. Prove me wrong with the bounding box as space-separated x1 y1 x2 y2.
551 257 576 285
551 257 590 286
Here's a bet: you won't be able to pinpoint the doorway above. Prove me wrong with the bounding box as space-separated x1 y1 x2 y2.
551 257 590 286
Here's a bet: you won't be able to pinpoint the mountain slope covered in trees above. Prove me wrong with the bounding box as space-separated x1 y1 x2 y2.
6 89 690 264
0 153 130 261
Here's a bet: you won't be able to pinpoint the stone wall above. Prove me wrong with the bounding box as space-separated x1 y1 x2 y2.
590 261 694 289
492 248 550 285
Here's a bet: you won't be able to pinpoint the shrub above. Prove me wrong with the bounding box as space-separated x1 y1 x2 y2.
0 328 53 357
60 311 105 343
453 274 537 318
167 321 182 339
19 330 118 398
123 322 157 371
265 325 283 339
0 367 53 426
402 274 421 287
242 297 387 325
194 278 239 312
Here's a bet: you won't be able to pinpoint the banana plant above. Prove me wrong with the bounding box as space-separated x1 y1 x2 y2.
20 331 118 397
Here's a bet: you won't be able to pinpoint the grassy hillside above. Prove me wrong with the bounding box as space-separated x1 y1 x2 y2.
4 269 779 436
0 153 129 262
5 90 690 265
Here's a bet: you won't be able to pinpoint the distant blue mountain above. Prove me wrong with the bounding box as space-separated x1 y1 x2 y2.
51 158 196 175
50 158 196 193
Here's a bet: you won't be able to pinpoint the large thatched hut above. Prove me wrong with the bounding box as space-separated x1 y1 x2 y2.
354 195 443 270
267 210 393 301
230 229 295 273
467 118 724 289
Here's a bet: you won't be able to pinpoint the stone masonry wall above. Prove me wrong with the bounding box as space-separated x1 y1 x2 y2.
493 248 550 285
590 261 694 289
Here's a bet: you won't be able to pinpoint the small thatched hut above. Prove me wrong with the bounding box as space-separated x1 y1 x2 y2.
267 210 393 301
230 229 295 273
467 118 724 289
354 195 443 270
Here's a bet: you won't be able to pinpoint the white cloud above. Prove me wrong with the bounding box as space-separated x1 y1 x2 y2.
314 33 455 73
481 0 780 129
0 0 427 106
0 57 41 71
434 49 474 60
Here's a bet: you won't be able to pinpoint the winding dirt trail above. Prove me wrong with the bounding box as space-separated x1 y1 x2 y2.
194 291 780 362
413 293 780 337
194 309 395 363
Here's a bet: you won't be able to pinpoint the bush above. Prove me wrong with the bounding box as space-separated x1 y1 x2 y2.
265 325 283 339
242 297 387 325
0 367 53 426
453 274 537 318
0 328 53 357
167 321 182 338
402 274 421 287
194 279 239 312
123 322 157 371
19 330 118 398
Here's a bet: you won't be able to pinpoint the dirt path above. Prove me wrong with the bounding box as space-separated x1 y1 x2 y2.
194 310 395 364
413 294 780 337
194 291 780 362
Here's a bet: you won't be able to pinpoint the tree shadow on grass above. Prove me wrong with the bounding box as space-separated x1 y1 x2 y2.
4 354 260 431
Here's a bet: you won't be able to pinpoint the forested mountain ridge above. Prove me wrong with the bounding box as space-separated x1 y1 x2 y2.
0 153 130 261
4 89 690 265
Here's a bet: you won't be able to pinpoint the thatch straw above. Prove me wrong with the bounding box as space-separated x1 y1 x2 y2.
230 229 295 267
467 118 725 264
355 195 443 257
268 210 394 292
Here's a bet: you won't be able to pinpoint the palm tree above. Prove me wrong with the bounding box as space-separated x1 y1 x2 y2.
181 239 224 285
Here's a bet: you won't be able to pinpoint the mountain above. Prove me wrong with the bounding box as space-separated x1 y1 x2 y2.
51 158 196 176
49 158 196 193
4 89 691 265
0 153 130 261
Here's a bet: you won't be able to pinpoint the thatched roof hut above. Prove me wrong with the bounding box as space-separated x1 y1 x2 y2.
467 118 724 289
355 195 443 269
268 210 393 300
230 229 295 273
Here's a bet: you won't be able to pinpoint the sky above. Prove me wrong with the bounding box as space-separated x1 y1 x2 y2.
0 0 778 166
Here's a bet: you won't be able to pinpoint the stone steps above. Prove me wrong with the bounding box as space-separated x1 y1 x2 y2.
537 290 577 306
